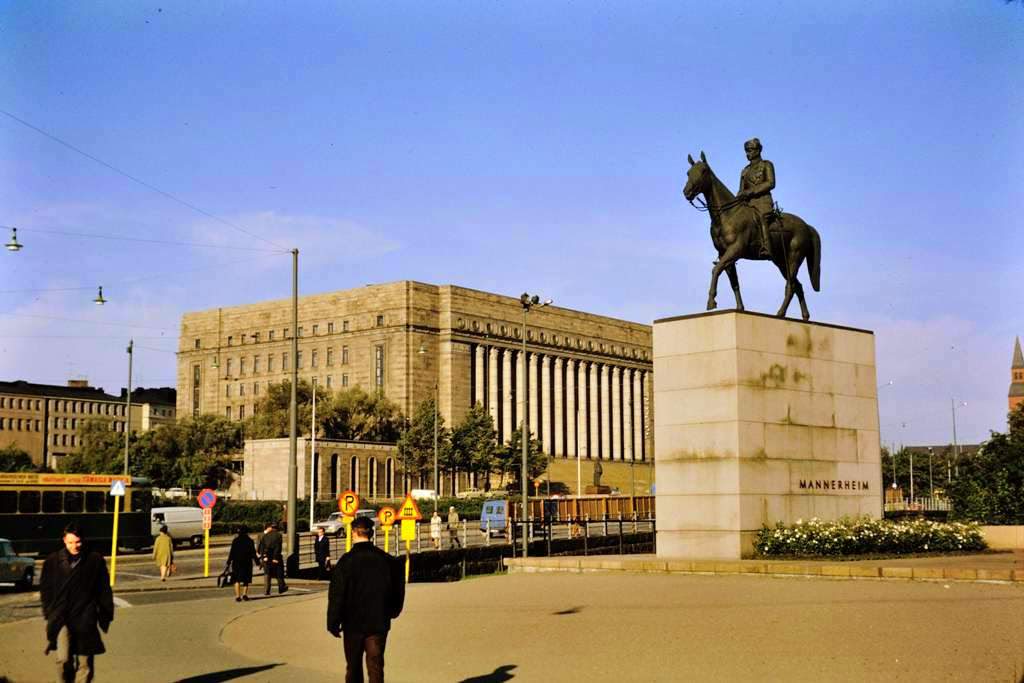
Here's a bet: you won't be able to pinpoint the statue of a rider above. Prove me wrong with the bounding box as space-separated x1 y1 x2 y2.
737 138 776 259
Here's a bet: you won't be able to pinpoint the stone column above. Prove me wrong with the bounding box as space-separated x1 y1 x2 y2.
611 366 622 460
553 357 564 458
565 359 577 460
501 348 513 443
588 362 599 459
529 353 540 440
599 364 611 460
541 355 552 454
473 345 485 408
488 346 499 428
623 368 634 463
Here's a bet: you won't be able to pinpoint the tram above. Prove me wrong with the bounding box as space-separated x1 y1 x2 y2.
0 473 153 555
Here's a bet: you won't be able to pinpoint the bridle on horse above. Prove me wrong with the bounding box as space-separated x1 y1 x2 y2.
687 195 746 214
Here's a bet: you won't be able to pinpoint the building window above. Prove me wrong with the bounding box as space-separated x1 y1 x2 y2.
376 315 384 327
239 383 246 396
312 324 318 336
374 345 385 390
327 348 334 366
342 346 349 365
342 374 349 387
226 384 231 398
240 357 247 375
283 352 289 370
342 320 349 332
328 322 334 334
194 338 201 349
228 336 233 346
312 350 319 368
226 407 232 419
326 376 332 388
269 330 275 341
253 332 260 343
298 326 304 338
254 382 259 396
226 358 233 376
297 351 304 368
253 356 261 374
284 328 290 338
268 355 275 373
238 405 245 420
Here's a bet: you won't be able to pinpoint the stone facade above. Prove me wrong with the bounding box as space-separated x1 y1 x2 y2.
653 311 882 559
178 282 654 495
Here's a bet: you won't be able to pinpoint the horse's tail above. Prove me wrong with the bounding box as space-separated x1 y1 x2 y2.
807 225 822 292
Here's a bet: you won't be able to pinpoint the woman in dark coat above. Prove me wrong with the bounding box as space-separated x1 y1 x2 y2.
40 523 114 682
225 526 259 602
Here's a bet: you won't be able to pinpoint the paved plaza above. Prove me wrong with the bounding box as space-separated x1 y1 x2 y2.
2 567 1023 682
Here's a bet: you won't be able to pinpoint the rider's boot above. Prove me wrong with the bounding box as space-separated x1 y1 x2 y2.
759 217 772 258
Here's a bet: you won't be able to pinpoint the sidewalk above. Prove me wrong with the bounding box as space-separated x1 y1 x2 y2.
505 551 1024 583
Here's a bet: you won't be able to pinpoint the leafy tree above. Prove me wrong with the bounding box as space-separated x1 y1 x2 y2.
881 445 952 498
947 404 1024 524
244 379 324 438
60 420 126 474
494 424 547 488
396 398 450 483
450 403 499 489
320 387 403 442
0 443 37 472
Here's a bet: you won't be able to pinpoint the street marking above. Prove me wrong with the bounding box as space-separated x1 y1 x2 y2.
115 571 154 579
113 597 132 608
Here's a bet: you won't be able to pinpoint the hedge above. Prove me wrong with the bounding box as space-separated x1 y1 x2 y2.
755 516 987 557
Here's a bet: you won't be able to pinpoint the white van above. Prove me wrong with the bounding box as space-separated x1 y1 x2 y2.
151 507 205 547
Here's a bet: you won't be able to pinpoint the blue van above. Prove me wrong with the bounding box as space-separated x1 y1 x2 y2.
479 500 509 538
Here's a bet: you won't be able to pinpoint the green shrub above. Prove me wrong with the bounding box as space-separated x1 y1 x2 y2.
755 516 986 557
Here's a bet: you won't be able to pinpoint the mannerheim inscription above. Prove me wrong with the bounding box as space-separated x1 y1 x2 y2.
798 479 871 492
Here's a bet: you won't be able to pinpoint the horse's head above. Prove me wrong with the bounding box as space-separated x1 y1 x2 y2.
683 151 711 201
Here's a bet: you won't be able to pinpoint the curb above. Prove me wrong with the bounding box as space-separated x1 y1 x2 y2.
503 557 1024 585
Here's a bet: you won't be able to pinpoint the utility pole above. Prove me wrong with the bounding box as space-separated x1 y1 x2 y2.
951 399 963 478
286 249 298 575
433 380 439 513
519 293 551 558
310 378 317 531
123 339 133 476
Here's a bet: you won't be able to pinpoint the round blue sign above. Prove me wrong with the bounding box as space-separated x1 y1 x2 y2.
197 488 217 509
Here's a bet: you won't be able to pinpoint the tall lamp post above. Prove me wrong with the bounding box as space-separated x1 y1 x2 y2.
951 399 966 478
519 293 551 558
124 339 133 476
286 249 299 576
417 343 440 513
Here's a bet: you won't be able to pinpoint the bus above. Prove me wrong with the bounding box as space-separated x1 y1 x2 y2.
0 473 153 556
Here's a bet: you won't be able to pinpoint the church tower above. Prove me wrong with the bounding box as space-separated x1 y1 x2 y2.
1010 337 1024 413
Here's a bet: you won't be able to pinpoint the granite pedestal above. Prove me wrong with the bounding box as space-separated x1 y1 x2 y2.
653 310 882 559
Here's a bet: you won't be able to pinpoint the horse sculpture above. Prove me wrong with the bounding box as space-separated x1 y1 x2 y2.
682 151 822 321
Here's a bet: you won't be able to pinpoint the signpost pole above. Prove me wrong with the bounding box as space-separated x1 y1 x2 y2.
109 496 120 587
344 518 353 553
384 529 390 554
197 488 217 579
204 526 210 578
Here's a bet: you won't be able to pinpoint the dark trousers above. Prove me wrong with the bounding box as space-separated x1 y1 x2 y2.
263 560 287 594
343 631 387 683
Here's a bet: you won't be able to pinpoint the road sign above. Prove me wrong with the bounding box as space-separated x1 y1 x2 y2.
378 506 397 527
400 519 416 542
109 479 126 497
197 488 217 509
397 493 422 521
338 490 360 516
202 508 213 530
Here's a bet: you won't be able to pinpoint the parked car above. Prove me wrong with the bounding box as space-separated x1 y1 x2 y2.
151 507 205 547
313 509 377 537
158 487 189 500
0 537 35 590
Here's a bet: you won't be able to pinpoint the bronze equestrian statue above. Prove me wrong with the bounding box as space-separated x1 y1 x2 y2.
682 142 822 321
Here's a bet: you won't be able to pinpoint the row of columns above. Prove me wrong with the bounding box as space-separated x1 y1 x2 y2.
470 344 648 461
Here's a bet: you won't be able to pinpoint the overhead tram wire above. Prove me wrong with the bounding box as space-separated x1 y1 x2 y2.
0 109 289 252
3 226 286 254
0 311 174 331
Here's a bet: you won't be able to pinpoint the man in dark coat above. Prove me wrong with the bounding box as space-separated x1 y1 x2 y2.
40 523 115 683
314 526 332 579
257 522 288 596
327 516 405 683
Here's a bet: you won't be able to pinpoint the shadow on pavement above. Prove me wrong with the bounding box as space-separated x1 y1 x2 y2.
552 606 583 615
458 664 517 682
174 663 282 682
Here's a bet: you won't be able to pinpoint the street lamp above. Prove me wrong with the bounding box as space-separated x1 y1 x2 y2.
417 343 440 513
93 286 107 305
519 292 551 558
124 339 133 476
5 227 23 251
951 399 967 477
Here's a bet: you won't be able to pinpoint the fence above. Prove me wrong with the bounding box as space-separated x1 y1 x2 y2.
884 497 951 513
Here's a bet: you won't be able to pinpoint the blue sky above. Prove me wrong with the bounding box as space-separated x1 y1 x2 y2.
1 1 1021 447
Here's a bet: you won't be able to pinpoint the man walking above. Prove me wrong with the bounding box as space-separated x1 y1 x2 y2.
327 516 405 683
40 523 115 682
314 526 332 579
447 505 462 549
257 522 288 596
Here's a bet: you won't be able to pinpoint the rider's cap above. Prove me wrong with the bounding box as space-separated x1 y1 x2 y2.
744 138 762 151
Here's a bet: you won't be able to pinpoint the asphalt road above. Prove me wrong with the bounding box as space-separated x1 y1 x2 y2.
2 571 1021 681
